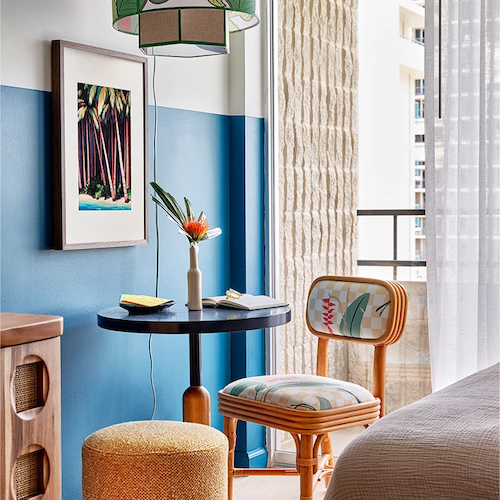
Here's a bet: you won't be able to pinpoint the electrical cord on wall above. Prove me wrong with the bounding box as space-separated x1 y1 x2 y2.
149 54 159 421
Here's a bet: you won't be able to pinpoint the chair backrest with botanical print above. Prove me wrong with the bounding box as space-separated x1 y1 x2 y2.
306 276 408 415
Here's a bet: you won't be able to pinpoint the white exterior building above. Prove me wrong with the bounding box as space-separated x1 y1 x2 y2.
358 0 426 280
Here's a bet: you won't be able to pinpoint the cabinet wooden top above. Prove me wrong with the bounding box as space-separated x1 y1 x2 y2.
1 313 63 347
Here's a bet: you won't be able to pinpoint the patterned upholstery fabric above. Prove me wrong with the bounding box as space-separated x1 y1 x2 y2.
308 280 392 339
222 374 375 411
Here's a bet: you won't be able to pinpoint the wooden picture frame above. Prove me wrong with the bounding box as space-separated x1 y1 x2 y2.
52 40 148 250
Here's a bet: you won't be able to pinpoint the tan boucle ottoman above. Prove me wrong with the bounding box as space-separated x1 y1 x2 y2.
82 420 228 500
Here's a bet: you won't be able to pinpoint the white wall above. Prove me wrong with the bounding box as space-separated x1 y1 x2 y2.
229 21 266 118
0 0 266 118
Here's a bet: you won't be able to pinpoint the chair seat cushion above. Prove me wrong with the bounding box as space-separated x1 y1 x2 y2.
222 374 375 411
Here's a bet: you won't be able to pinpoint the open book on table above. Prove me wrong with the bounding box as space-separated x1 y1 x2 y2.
202 294 288 311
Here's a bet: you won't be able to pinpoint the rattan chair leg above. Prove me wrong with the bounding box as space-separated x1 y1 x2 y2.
318 466 333 488
296 434 315 500
315 432 333 487
324 471 333 488
223 416 237 500
320 431 334 472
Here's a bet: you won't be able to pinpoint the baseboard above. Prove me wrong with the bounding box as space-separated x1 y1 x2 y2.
235 446 268 468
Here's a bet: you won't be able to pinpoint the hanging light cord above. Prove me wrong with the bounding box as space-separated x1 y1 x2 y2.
149 54 159 421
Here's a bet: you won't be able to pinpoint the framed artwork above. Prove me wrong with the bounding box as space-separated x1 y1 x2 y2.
52 40 148 250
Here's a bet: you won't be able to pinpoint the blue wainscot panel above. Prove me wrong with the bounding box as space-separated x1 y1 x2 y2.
229 115 267 468
0 85 243 499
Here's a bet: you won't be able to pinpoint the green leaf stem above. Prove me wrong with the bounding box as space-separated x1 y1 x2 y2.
184 197 194 219
150 182 222 245
200 228 222 241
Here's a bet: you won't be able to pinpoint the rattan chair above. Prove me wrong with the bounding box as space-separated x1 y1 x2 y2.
218 276 408 500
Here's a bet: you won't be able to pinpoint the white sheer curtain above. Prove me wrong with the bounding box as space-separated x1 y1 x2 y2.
426 0 500 391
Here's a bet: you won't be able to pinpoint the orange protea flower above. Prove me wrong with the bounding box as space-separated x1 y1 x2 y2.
184 216 209 242
150 183 222 246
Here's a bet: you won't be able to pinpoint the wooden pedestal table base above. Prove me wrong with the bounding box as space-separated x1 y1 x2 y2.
97 304 291 426
183 333 210 425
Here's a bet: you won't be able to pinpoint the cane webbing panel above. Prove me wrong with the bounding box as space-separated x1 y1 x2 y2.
14 361 43 414
82 421 228 500
139 10 179 46
181 9 225 44
15 449 44 500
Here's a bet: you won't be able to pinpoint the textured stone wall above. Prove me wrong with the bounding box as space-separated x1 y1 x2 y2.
278 0 359 380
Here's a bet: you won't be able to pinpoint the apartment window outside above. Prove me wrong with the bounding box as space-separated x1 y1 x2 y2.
413 28 425 44
415 162 425 189
415 79 424 96
415 134 425 143
415 99 425 119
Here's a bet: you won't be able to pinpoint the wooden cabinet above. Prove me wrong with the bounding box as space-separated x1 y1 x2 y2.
1 313 63 500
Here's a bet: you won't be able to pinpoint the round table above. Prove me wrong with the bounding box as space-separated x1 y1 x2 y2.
97 303 291 425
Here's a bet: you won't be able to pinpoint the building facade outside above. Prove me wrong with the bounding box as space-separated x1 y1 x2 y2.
358 0 426 281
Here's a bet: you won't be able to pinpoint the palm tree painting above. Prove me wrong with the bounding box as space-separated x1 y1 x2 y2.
77 83 131 210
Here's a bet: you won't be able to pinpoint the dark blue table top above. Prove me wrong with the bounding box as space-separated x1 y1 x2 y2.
98 303 291 334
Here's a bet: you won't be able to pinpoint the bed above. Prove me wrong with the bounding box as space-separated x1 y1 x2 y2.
325 363 500 500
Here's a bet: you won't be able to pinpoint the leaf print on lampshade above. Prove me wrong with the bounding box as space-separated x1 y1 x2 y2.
112 0 260 57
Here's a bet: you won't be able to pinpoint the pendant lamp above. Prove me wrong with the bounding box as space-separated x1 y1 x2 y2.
112 0 260 57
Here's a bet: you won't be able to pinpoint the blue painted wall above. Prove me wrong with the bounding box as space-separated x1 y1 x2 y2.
229 116 267 467
1 85 265 498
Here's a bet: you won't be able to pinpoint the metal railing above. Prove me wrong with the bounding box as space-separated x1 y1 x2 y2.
357 209 426 279
399 33 425 46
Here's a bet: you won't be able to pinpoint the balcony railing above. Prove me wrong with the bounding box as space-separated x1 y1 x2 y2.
399 33 425 46
357 209 426 279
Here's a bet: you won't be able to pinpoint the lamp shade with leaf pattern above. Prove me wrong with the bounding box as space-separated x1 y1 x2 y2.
112 0 259 57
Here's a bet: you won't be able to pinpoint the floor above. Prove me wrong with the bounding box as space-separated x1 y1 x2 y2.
233 427 363 500
234 475 328 500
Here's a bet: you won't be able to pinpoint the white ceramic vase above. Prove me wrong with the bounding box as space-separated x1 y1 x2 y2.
187 245 202 310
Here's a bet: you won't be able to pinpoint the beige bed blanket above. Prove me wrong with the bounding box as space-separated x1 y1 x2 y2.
325 363 499 500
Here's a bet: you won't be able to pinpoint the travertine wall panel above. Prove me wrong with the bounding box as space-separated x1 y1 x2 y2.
278 0 359 380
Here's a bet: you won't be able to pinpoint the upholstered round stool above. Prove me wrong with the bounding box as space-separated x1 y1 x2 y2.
82 420 228 500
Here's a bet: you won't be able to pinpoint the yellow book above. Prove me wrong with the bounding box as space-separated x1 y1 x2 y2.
120 295 172 307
